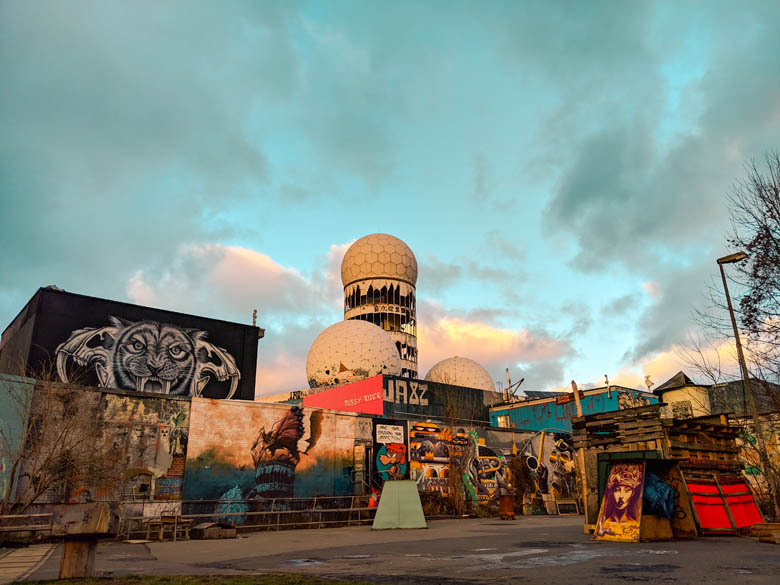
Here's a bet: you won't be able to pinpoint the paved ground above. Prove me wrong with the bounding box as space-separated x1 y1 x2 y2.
19 516 780 584
0 545 55 585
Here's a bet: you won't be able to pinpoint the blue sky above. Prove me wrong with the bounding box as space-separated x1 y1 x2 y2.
2 1 779 396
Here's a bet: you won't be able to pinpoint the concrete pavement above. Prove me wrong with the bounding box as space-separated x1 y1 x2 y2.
0 544 55 584
23 516 780 584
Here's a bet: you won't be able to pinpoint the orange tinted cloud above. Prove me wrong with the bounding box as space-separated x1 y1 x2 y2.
418 314 570 378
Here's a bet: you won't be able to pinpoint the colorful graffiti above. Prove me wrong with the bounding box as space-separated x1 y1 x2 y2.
373 420 409 484
514 431 576 499
183 398 357 503
408 421 510 504
594 462 645 542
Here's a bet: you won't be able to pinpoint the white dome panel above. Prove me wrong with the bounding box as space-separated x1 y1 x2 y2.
341 233 418 286
424 356 495 392
306 320 402 388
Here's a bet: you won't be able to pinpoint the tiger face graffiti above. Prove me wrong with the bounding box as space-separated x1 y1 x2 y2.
55 317 240 398
113 321 198 395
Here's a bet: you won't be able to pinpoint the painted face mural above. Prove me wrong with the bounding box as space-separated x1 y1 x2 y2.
594 462 645 542
55 317 240 398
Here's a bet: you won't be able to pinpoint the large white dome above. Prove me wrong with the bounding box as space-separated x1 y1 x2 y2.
424 356 495 391
341 233 418 286
306 320 402 388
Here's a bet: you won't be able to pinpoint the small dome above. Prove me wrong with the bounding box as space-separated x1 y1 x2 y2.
341 233 418 287
306 320 402 388
424 356 495 392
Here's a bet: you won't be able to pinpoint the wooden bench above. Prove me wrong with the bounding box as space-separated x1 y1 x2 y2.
145 515 192 541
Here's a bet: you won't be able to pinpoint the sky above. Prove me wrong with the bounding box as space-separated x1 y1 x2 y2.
1 1 779 398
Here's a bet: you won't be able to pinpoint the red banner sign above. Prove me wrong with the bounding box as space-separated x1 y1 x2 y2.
302 375 384 415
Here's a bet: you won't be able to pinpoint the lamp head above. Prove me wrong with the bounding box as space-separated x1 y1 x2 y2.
717 252 748 265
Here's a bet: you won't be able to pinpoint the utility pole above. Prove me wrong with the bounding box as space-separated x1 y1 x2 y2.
718 252 777 515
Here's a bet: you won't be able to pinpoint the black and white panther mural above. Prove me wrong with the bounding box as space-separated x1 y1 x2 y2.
55 317 240 398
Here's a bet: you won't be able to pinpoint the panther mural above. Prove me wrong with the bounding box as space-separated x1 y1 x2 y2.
55 317 240 398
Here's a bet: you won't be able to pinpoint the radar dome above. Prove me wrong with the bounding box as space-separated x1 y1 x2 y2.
424 356 495 392
306 320 402 388
341 233 418 286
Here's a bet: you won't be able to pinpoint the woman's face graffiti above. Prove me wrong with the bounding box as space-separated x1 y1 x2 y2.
613 483 634 511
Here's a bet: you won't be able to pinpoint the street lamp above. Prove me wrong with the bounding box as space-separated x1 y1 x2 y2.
716 252 770 477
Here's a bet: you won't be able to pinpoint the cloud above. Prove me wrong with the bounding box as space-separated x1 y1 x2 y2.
125 241 351 397
539 5 780 273
0 1 298 318
601 294 640 319
417 300 572 390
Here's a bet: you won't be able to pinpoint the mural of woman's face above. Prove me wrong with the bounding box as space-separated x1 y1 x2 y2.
613 484 634 510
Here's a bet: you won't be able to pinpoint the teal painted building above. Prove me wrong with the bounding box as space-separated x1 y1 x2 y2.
489 386 659 433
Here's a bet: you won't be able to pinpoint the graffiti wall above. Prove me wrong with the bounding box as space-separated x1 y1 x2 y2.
734 413 780 515
489 387 657 433
102 393 190 501
383 375 497 424
183 398 358 503
408 421 510 504
371 418 409 490
497 429 577 499
0 287 260 400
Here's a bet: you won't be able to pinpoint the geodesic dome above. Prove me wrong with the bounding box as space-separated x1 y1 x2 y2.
424 356 495 392
306 320 402 388
341 233 418 286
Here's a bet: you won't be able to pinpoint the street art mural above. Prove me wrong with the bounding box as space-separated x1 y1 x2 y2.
617 390 654 410
408 421 510 504
183 398 357 507
0 288 259 400
594 462 645 542
372 419 409 487
516 431 577 499
56 317 241 399
102 393 191 501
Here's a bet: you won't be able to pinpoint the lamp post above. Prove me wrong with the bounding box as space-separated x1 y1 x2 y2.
717 252 773 500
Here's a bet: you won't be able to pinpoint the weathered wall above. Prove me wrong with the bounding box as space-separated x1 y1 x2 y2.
10 382 191 506
101 392 190 501
660 386 711 419
183 398 360 503
0 373 35 505
489 387 658 433
383 375 498 425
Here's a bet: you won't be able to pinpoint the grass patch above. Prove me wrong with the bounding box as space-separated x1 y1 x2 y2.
18 576 377 585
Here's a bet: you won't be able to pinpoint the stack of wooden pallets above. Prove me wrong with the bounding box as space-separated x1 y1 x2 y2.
662 418 741 470
748 523 780 544
572 404 664 452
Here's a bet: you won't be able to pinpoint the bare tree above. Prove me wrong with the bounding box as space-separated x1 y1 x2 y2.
728 153 780 385
683 152 780 517
1 367 124 515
